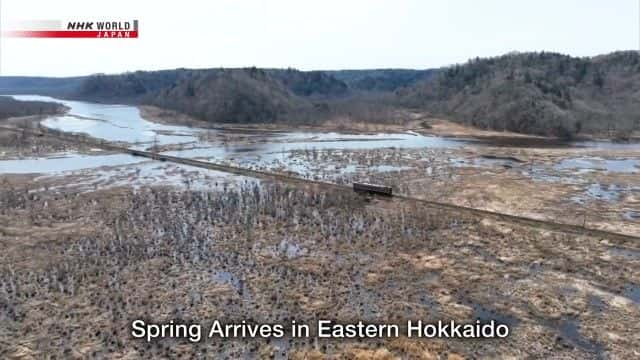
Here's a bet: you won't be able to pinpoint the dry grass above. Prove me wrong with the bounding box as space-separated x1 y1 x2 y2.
0 180 638 358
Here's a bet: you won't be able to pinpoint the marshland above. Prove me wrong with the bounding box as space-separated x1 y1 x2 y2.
0 94 638 358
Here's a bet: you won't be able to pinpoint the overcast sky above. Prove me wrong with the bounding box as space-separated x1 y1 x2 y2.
0 0 637 76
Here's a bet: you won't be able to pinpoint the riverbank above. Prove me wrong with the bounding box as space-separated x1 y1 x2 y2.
139 104 640 145
0 114 109 159
139 105 544 140
3 97 638 237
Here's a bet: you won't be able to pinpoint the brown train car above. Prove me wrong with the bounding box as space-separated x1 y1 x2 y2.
353 182 393 196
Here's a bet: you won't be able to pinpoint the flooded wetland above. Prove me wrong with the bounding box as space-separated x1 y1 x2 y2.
1 96 639 358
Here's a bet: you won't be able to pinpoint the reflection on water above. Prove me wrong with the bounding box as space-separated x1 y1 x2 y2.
555 157 639 173
0 152 147 174
450 156 522 169
574 140 640 151
1 95 470 174
623 284 640 305
608 246 640 260
30 161 255 193
585 183 622 202
12 95 201 146
12 95 469 152
3 96 640 191
624 211 640 221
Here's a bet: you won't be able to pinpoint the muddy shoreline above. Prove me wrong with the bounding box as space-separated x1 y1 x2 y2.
0 112 113 159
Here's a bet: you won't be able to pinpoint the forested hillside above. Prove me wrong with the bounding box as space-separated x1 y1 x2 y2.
2 52 640 137
145 68 314 124
267 69 348 97
66 68 437 124
76 70 188 103
329 69 438 92
0 77 84 97
57 68 402 124
399 51 640 138
0 96 64 120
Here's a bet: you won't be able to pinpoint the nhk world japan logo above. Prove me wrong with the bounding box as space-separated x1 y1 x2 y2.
2 19 138 38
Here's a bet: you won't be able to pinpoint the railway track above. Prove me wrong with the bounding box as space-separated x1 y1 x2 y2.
2 124 639 242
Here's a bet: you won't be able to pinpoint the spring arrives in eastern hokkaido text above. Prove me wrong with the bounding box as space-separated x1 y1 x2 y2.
131 319 510 342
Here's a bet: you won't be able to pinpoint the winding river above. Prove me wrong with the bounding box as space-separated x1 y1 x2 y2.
2 95 469 174
1 95 639 175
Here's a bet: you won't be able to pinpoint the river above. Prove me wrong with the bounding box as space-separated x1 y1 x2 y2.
1 95 639 175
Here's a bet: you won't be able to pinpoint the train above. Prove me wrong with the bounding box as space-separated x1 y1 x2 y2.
353 182 393 196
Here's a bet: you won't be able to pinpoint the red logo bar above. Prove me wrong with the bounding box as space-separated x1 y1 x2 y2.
4 30 139 38
2 20 138 39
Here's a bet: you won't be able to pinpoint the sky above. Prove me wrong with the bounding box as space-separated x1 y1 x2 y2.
0 0 638 76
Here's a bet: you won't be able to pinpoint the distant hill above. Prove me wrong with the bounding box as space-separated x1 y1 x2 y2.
0 69 318 124
2 53 640 136
75 70 188 103
0 76 85 97
58 68 351 102
267 69 348 97
0 96 64 119
328 69 438 92
145 68 314 124
0 68 440 125
398 51 640 138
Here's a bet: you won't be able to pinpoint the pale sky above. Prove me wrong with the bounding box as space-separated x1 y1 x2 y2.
0 0 637 76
